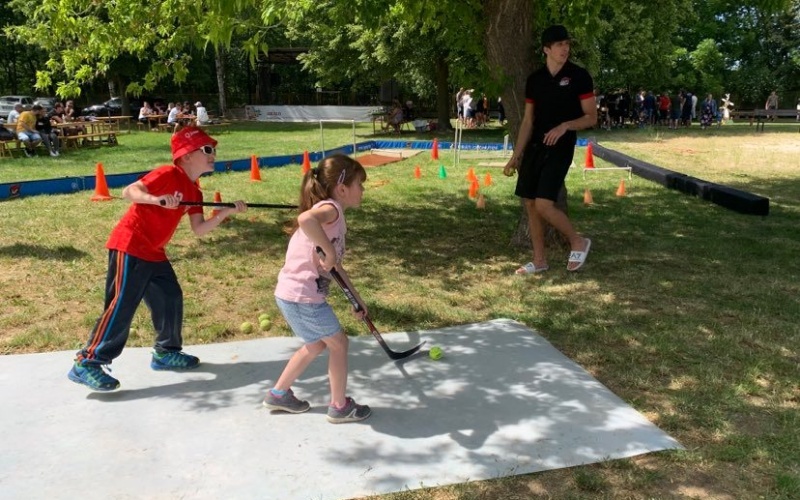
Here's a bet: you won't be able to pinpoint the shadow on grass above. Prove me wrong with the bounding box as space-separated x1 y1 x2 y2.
0 243 89 260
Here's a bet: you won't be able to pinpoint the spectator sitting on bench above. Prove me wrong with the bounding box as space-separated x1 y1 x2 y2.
16 104 43 157
138 101 155 126
7 103 22 125
402 100 415 122
166 102 181 132
194 101 210 125
384 100 404 134
35 105 60 157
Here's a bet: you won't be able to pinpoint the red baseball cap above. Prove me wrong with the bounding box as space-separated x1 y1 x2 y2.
170 126 218 162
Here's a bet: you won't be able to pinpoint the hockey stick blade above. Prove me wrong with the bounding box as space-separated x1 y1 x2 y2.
159 200 297 209
316 247 425 360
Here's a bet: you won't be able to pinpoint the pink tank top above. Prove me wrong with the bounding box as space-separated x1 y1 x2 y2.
274 200 346 303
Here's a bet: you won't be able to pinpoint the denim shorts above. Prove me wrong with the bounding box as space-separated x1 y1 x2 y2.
275 297 342 343
17 131 41 142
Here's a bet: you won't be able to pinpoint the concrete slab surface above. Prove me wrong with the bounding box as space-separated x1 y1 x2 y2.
0 319 681 499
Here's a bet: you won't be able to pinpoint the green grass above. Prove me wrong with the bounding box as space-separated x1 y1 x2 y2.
1 121 798 499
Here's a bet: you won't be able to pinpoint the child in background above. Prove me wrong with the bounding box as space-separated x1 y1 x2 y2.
68 127 247 391
265 154 371 424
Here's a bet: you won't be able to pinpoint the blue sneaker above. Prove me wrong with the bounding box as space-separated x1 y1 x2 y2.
150 350 200 371
68 362 120 392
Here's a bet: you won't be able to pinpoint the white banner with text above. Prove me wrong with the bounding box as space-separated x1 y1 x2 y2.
244 105 382 123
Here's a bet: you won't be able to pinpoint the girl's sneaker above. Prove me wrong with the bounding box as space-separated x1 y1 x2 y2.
263 389 310 413
327 397 371 424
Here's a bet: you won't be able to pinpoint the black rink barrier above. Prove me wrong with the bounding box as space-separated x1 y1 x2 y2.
591 143 769 216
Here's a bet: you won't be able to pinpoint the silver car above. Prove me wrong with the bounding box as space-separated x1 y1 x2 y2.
0 95 34 120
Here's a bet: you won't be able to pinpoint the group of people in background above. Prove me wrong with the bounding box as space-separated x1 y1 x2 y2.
138 100 210 132
3 99 84 157
597 89 795 130
455 88 493 128
597 89 723 130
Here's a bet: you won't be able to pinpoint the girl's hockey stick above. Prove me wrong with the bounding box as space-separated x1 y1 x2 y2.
160 200 297 209
316 247 425 360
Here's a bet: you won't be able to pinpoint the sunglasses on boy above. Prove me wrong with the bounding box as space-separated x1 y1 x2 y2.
199 145 216 155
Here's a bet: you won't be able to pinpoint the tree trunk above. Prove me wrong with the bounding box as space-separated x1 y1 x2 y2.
215 48 228 117
434 54 451 130
483 0 569 251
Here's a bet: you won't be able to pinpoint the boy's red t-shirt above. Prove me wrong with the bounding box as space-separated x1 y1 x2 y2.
106 165 204 262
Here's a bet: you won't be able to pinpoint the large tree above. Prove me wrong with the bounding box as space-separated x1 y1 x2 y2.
4 0 276 113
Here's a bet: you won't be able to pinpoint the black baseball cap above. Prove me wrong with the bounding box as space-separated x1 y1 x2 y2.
541 25 570 46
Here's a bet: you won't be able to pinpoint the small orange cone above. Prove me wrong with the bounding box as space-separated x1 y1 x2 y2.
468 179 479 199
302 150 311 174
466 167 475 182
616 179 626 197
583 188 593 205
476 193 486 209
91 162 112 201
584 142 595 169
414 165 421 179
431 138 439 160
250 155 262 182
210 191 223 219
483 172 493 187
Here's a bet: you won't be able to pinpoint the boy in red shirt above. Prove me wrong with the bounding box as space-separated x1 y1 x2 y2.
69 127 247 391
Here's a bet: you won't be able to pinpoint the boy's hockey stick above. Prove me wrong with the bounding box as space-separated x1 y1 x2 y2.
160 200 297 209
316 247 425 360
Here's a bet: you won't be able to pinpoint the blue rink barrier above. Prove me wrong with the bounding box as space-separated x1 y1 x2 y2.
0 139 514 201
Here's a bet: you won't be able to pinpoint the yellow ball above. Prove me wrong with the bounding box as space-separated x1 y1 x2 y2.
259 319 272 331
240 322 254 334
258 313 271 322
429 346 443 360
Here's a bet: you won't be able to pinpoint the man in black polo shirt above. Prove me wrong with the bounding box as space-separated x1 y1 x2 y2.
504 24 596 274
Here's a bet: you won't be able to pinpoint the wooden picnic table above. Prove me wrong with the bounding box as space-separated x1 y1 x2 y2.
96 115 132 133
143 114 167 130
55 120 120 148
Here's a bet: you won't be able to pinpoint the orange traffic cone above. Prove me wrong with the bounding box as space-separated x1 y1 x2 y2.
431 138 439 160
250 155 262 182
616 179 626 197
476 193 486 209
91 162 112 201
484 172 493 187
210 191 223 219
468 179 479 199
302 150 311 174
414 165 421 179
583 188 593 205
466 167 475 182
584 142 595 169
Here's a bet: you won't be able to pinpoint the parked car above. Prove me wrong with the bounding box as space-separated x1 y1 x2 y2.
82 97 143 117
33 97 58 114
0 95 34 120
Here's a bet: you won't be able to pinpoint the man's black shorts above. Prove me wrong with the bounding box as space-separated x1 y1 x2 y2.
514 143 575 201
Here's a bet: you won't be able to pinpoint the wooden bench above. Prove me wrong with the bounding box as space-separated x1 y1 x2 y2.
63 131 118 149
734 109 799 132
196 121 231 134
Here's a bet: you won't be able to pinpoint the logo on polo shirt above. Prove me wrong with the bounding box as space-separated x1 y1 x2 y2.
560 77 571 86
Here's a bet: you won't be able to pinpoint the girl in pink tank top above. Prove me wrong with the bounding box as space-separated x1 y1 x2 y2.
267 155 373 424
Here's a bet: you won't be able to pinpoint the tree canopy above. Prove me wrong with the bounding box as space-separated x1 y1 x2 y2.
2 0 797 111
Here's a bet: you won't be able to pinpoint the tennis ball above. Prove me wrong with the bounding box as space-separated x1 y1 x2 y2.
240 322 254 334
259 319 272 331
258 313 271 322
429 346 443 360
